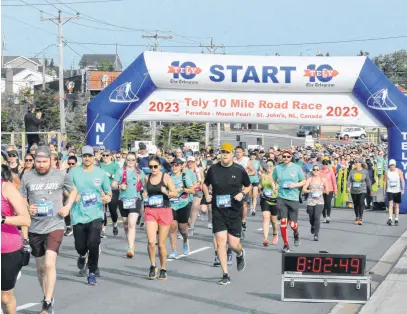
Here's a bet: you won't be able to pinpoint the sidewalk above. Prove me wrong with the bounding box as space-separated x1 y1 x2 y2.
359 245 407 314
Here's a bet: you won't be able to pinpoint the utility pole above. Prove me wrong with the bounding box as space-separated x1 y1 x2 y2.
41 11 79 135
200 38 225 148
142 31 173 145
42 56 46 90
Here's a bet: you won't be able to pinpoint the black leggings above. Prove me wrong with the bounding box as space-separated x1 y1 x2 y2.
73 219 102 273
322 192 334 218
307 204 323 236
103 189 120 226
351 193 366 220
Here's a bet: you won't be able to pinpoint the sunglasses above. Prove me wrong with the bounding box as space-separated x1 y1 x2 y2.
126 158 136 161
313 168 320 171
171 164 180 167
8 154 17 157
149 164 159 169
282 155 291 158
68 163 76 166
102 154 110 157
25 159 33 162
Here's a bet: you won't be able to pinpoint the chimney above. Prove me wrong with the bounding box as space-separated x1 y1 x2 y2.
5 68 13 95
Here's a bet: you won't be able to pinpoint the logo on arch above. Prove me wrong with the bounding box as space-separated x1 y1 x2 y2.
168 61 202 85
304 64 339 87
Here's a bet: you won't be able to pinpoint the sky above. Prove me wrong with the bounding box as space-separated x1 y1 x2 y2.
1 0 407 69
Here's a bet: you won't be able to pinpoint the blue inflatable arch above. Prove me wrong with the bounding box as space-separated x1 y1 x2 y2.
87 52 407 212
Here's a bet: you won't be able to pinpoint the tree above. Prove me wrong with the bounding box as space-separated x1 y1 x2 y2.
66 105 87 146
98 60 114 71
373 50 407 87
49 58 54 67
32 88 60 132
122 121 150 149
158 122 205 150
358 50 370 56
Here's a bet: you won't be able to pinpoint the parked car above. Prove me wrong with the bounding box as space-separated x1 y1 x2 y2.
336 127 367 140
296 125 319 137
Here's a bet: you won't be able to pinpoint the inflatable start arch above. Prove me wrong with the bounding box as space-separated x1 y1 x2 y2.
87 52 407 212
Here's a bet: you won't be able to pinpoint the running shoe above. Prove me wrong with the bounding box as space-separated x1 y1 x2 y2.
387 218 392 226
358 220 363 225
168 250 178 260
183 241 190 256
271 234 278 245
242 221 247 231
177 233 183 239
326 216 331 224
140 222 144 228
227 252 233 266
126 245 134 258
294 232 301 247
218 273 231 285
314 235 319 241
41 297 54 306
95 267 100 277
87 273 97 286
187 228 194 236
354 218 360 225
40 300 54 314
263 239 269 247
282 245 290 253
311 226 315 234
77 255 86 270
79 264 88 277
100 231 107 238
236 249 246 271
251 209 256 216
148 265 158 279
158 269 167 280
64 227 73 236
395 219 399 226
113 225 119 236
208 222 213 229
214 255 220 267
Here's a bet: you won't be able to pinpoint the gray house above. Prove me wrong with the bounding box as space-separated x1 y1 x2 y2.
2 56 43 71
79 54 122 71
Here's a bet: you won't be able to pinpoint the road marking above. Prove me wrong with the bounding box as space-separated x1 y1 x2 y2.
17 303 39 311
167 246 211 262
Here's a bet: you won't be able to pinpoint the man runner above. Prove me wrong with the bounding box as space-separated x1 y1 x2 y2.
203 142 251 285
21 146 77 314
383 159 405 226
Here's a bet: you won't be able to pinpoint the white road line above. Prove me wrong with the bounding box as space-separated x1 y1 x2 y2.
167 246 211 262
17 303 39 311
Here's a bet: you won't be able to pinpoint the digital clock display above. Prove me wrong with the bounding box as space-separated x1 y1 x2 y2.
282 253 366 275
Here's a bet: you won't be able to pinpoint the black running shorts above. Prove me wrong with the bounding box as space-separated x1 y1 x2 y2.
119 199 142 217
260 198 278 216
212 207 242 238
172 202 192 224
276 197 300 222
1 249 23 291
387 192 402 204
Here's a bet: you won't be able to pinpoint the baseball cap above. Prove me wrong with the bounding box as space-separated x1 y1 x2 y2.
34 146 51 159
187 156 196 162
171 158 184 165
7 149 18 156
180 157 186 163
28 103 36 110
389 159 396 166
148 145 158 155
82 145 94 156
354 158 363 163
281 149 293 156
93 146 100 152
139 142 147 150
221 142 234 153
103 149 111 155
310 153 317 158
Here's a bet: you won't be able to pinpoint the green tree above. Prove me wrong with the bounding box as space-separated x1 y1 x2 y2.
66 105 87 145
158 122 205 150
122 121 150 149
98 60 114 71
32 88 60 131
373 50 407 87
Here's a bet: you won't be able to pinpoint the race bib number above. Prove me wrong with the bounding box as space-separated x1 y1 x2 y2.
148 195 164 207
82 192 97 207
264 189 273 197
389 180 398 187
170 198 180 204
282 181 293 189
36 200 53 218
311 191 322 199
216 195 232 208
123 198 136 209
352 182 362 188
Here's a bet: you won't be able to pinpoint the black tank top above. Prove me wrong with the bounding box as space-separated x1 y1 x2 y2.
10 165 19 175
146 173 170 207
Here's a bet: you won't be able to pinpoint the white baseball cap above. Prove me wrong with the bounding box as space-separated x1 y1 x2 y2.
389 159 396 166
148 145 158 155
187 156 196 162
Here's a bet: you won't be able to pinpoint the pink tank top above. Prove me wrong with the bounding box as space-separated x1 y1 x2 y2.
1 180 22 253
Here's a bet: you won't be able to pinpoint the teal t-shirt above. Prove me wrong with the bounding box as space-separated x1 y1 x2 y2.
296 160 306 170
170 172 193 210
185 168 198 201
69 166 111 225
250 159 260 183
114 168 144 200
272 163 305 201
101 162 120 184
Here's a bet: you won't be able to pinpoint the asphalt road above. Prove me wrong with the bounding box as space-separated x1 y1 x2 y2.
15 206 406 314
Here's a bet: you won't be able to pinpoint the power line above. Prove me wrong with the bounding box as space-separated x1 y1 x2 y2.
2 0 123 6
3 14 58 36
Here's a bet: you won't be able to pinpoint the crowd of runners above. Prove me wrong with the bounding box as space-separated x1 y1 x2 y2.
1 139 405 314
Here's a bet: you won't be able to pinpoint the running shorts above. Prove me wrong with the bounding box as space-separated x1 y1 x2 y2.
251 182 259 187
145 206 173 226
260 198 278 216
28 229 64 258
387 192 402 204
212 207 242 238
1 249 23 291
276 198 299 222
118 199 142 217
172 202 192 224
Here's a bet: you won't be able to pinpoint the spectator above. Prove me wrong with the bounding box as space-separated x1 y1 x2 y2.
19 153 34 180
24 104 42 151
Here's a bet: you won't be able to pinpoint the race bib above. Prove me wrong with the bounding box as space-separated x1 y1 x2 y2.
216 195 232 208
123 198 136 209
36 200 53 218
311 191 322 199
389 180 398 187
148 195 164 207
170 198 180 204
282 181 293 189
82 192 97 207
352 182 362 188
264 189 273 197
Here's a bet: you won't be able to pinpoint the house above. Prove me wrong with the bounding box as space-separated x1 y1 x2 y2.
79 54 122 71
1 68 54 95
2 56 43 71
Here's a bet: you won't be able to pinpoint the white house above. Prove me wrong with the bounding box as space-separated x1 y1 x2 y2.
1 68 54 95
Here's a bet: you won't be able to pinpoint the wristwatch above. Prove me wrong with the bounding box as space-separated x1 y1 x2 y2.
1 216 6 224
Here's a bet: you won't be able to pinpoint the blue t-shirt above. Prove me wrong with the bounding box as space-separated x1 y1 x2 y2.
69 166 111 225
304 161 321 174
250 159 260 183
272 163 305 201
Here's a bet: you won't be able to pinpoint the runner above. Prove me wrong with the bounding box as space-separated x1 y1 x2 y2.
186 156 203 236
259 159 279 246
383 159 405 226
63 156 78 237
201 160 214 229
302 165 328 241
203 142 250 285
168 158 195 259
320 157 337 223
272 149 306 253
100 150 120 237
112 152 144 257
1 165 31 314
68 146 112 286
234 146 256 233
18 153 34 180
143 155 178 280
20 146 76 314
347 158 372 225
249 152 261 216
